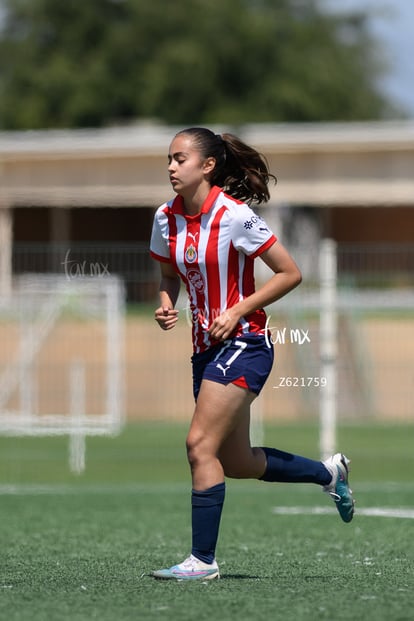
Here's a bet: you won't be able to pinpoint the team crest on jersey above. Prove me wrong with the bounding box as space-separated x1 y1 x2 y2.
185 243 197 263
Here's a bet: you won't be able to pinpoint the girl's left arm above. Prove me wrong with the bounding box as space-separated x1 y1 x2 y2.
208 241 302 341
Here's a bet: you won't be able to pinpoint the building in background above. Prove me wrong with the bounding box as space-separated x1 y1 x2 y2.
0 120 413 298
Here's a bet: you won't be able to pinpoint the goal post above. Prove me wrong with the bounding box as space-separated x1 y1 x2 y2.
0 274 126 472
319 239 338 459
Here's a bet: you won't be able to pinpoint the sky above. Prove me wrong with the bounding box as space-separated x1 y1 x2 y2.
322 0 414 118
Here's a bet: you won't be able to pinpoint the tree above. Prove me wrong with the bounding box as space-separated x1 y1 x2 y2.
0 0 392 129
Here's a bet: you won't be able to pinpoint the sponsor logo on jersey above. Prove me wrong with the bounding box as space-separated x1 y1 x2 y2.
243 215 268 231
187 268 205 291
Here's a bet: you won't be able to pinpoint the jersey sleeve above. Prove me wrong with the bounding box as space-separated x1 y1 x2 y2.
231 204 277 258
150 206 171 263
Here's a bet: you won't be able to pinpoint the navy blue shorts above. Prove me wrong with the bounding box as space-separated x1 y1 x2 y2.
191 334 274 401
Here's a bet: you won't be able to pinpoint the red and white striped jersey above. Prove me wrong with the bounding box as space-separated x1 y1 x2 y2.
150 185 277 353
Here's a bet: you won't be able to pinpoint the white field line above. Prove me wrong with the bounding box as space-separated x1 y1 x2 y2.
0 481 414 495
272 506 414 519
0 483 189 495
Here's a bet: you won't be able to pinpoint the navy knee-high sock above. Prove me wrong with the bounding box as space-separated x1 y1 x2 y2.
191 482 225 564
259 447 331 485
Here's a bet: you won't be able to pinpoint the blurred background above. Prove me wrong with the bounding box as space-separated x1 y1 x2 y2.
0 0 413 472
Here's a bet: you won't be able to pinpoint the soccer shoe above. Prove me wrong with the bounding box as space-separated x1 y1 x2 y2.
152 554 220 580
323 453 355 523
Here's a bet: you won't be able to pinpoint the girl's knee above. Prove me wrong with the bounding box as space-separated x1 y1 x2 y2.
186 431 210 468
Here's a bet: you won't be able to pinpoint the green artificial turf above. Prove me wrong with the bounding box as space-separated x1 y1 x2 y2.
0 423 413 621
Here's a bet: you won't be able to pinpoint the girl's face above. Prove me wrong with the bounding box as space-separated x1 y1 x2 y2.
167 134 215 195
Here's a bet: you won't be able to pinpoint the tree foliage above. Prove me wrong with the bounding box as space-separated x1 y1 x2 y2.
0 0 390 129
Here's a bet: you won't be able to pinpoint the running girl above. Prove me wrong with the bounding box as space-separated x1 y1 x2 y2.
150 127 354 580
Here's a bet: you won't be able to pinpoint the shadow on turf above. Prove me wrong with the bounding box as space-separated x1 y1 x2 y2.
221 574 261 580
148 573 261 581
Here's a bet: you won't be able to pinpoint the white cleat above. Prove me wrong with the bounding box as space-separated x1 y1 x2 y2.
152 554 220 581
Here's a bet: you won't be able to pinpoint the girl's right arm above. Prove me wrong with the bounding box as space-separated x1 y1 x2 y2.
154 261 180 330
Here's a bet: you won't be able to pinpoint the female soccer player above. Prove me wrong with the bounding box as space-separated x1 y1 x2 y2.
150 127 354 580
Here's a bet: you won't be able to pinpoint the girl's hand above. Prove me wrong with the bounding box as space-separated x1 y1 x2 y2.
208 309 239 341
155 306 179 330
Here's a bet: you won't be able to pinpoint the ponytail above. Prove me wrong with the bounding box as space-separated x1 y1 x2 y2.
217 133 277 205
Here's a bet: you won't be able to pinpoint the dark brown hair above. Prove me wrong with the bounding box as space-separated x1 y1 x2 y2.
175 127 277 205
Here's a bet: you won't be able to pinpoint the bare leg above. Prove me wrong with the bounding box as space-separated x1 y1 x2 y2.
186 379 257 490
186 378 258 563
218 402 267 479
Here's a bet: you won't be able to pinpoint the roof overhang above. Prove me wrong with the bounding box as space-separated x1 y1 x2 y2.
1 121 414 208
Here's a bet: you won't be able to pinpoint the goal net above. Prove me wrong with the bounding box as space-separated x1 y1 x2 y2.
0 274 125 472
